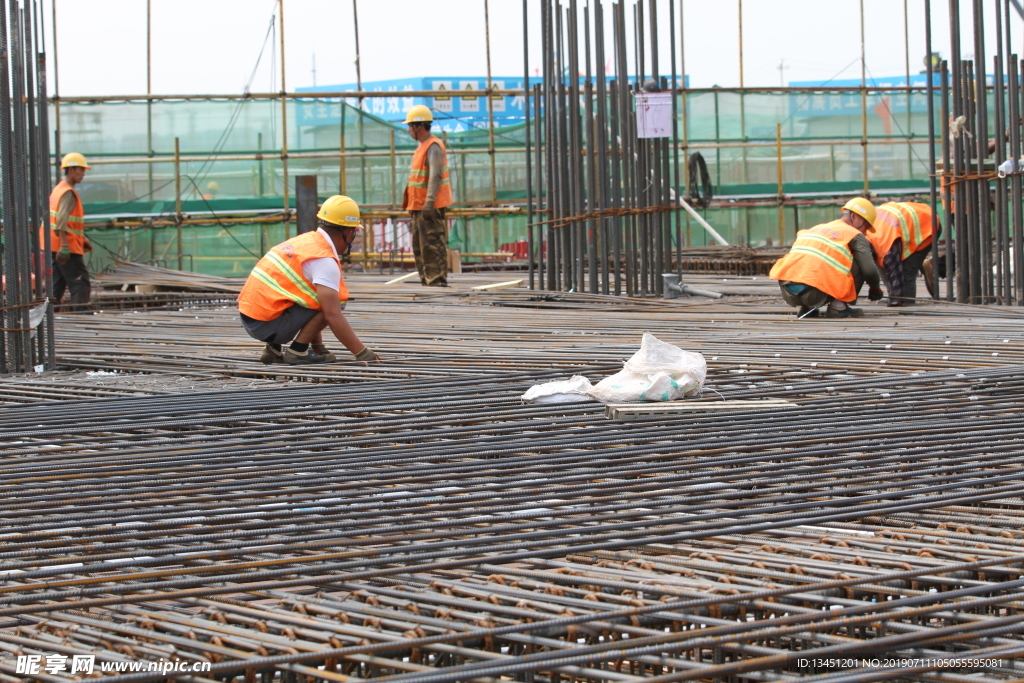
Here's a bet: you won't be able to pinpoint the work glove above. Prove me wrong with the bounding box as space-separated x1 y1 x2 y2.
868 286 884 301
83 239 93 253
56 250 70 265
422 205 439 222
354 346 381 363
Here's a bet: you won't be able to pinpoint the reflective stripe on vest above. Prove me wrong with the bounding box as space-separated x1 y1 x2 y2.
238 231 348 321
877 202 932 259
866 208 903 267
42 181 86 254
769 220 861 303
403 135 453 210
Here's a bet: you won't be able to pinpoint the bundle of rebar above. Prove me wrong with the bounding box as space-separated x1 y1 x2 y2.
532 0 683 298
936 0 1024 305
95 261 246 293
0 0 55 373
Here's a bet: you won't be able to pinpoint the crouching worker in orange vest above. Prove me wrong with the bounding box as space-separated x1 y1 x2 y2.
238 195 381 365
769 198 884 319
865 201 937 307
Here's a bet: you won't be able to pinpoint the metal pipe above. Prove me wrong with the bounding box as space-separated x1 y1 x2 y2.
926 0 940 302
36 8 53 369
973 0 991 302
485 0 500 253
389 129 396 208
860 0 869 197
941 60 954 301
669 0 682 278
278 0 290 239
1010 56 1024 304
777 123 784 244
535 83 544 289
523 0 534 291
595 0 610 295
50 0 58 187
146 0 153 197
174 137 182 270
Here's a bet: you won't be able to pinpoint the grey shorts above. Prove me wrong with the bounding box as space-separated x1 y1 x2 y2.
240 306 318 344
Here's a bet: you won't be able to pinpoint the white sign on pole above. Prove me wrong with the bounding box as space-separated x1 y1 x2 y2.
490 80 506 112
634 92 672 138
459 81 480 112
432 81 453 112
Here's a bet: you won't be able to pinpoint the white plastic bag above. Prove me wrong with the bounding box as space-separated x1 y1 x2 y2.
586 333 706 403
28 301 48 329
521 375 597 404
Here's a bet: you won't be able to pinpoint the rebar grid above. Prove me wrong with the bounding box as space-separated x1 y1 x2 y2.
2 284 1024 680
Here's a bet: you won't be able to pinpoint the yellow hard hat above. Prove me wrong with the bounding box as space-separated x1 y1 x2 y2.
206 181 220 192
60 152 91 170
843 197 876 228
317 195 361 228
403 104 434 124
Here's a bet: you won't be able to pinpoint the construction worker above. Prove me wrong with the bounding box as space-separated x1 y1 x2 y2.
865 201 937 307
402 104 452 287
201 181 219 200
43 152 93 306
769 198 884 319
238 195 381 365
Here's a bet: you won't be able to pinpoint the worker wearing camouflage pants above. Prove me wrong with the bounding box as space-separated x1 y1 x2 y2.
410 208 448 287
402 105 452 287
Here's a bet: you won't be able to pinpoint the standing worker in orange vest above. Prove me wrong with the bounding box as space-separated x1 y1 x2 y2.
402 105 453 287
864 201 937 307
45 152 93 305
238 195 381 366
769 198 884 319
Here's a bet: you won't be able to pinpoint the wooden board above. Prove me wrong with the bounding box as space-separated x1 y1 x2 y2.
470 279 525 292
384 272 419 285
605 399 795 420
447 249 463 274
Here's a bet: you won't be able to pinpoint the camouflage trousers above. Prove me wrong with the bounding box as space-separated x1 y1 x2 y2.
410 209 448 286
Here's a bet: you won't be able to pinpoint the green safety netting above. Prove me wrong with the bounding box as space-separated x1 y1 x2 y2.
51 92 949 277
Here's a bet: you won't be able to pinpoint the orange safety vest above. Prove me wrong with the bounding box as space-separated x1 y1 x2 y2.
769 220 862 303
238 231 349 321
41 180 86 254
869 202 934 265
402 135 452 211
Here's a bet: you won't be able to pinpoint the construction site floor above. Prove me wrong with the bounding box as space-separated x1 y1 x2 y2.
2 272 1024 681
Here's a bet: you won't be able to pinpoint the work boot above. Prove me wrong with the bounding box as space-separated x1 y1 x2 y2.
887 300 903 308
260 344 283 365
796 306 820 319
282 347 328 365
825 305 864 319
311 344 337 362
923 258 937 298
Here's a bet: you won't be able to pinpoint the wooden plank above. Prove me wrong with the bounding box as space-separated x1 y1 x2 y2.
384 272 419 285
470 279 525 292
605 399 795 420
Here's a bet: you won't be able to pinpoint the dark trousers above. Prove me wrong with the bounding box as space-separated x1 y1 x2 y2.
901 244 931 302
410 209 449 286
882 240 905 303
52 253 91 305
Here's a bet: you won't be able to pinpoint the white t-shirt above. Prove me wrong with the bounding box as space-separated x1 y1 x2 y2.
301 228 342 291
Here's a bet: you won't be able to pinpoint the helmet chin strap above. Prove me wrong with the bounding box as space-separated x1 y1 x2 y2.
342 228 358 255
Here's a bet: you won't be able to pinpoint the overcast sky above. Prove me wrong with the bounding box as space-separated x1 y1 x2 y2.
50 0 1015 97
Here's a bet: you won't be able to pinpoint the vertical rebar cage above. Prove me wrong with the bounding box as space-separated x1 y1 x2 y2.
0 0 55 374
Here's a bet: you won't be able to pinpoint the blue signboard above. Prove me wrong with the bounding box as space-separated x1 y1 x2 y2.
786 74 946 118
297 77 531 133
296 74 687 132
